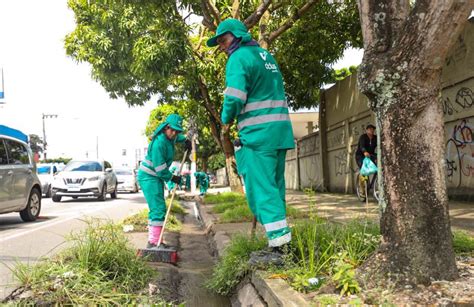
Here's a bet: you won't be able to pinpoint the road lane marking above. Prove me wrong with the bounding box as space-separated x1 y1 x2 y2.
0 203 120 243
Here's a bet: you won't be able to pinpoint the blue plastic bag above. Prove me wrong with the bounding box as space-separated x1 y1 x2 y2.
360 157 378 176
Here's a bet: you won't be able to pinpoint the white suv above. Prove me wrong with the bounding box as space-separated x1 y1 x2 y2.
51 160 118 202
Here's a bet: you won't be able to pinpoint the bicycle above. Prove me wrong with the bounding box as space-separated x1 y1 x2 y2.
355 156 380 202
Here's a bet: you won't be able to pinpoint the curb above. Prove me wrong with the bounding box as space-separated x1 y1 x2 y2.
194 199 311 307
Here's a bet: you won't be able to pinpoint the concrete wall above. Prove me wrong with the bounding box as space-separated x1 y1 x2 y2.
285 21 474 198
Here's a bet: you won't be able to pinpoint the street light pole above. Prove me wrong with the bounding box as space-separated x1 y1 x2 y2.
42 113 58 160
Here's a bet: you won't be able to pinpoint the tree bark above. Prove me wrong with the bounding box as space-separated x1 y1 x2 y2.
357 0 474 284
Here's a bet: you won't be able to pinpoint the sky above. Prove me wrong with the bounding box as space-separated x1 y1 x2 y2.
0 1 362 167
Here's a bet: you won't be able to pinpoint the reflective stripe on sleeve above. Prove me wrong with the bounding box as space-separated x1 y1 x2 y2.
224 87 247 101
154 163 167 172
139 165 157 177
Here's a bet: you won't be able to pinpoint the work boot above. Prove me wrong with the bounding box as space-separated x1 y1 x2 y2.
248 243 291 269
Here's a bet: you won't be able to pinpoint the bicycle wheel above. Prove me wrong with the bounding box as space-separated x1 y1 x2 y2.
356 173 368 202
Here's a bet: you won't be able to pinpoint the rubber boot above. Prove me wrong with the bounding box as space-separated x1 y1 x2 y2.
147 225 162 248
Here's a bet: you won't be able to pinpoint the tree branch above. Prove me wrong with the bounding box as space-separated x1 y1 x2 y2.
204 0 221 24
244 0 272 29
399 0 474 69
200 1 217 31
232 0 240 19
268 0 319 44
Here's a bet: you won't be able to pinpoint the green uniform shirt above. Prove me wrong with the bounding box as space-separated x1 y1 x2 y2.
139 133 185 181
221 45 295 150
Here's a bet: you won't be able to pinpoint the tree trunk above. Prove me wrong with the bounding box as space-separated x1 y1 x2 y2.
221 131 243 193
201 155 209 173
363 74 458 283
356 0 473 285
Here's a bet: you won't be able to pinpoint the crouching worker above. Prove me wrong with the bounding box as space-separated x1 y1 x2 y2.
207 19 295 265
138 114 191 248
194 171 209 196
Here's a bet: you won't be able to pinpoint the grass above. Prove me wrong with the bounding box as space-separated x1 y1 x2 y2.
209 192 304 223
452 230 474 255
122 199 186 233
204 192 245 204
206 218 381 296
10 220 168 305
205 234 267 296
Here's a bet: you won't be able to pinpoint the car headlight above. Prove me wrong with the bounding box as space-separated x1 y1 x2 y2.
88 176 100 181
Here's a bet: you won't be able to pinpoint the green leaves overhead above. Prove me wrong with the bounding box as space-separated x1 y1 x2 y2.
65 0 190 105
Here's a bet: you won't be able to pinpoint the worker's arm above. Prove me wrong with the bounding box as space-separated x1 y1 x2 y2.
221 55 248 124
175 134 186 143
152 141 173 181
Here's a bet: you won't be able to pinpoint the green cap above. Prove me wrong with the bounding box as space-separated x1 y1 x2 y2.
206 18 252 47
153 114 184 138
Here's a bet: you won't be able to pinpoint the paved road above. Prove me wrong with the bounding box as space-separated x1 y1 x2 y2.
0 192 148 300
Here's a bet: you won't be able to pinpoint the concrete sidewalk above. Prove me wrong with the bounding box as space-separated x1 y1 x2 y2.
285 190 474 235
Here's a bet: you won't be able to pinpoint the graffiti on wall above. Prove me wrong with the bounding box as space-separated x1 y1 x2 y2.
442 86 473 116
334 150 351 176
445 118 474 188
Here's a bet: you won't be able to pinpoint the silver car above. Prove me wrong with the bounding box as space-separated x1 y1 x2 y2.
116 168 139 193
0 128 42 222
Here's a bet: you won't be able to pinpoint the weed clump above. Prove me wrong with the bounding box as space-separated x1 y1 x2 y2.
12 220 162 305
122 208 182 232
205 234 267 295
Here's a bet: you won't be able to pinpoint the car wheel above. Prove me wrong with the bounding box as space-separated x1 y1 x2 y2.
72 196 78 199
45 185 52 198
98 183 107 201
20 188 41 222
132 184 138 193
111 184 118 199
52 195 62 202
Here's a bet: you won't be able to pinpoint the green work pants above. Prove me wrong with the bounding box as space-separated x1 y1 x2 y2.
138 176 166 226
235 146 291 247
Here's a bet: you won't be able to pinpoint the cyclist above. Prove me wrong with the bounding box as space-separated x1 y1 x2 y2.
355 124 377 169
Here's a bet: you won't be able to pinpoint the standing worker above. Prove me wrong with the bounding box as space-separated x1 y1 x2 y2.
207 19 295 264
138 114 192 248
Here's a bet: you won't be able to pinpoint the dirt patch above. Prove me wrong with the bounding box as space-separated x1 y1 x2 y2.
143 202 230 306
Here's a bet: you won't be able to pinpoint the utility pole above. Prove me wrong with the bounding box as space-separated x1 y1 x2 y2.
42 113 58 160
188 118 198 194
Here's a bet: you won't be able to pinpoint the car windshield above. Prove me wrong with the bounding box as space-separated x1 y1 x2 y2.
64 161 103 172
37 166 51 174
116 170 133 175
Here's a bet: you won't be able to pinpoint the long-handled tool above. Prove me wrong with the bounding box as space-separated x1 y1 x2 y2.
138 150 188 264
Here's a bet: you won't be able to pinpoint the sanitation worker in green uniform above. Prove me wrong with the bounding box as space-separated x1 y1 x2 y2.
138 114 191 248
194 171 209 196
207 19 295 264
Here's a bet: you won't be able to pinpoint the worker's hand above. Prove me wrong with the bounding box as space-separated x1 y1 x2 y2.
184 139 192 152
233 139 242 147
171 175 182 184
364 152 370 157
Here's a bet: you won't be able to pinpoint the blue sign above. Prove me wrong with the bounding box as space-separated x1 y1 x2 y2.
0 92 4 99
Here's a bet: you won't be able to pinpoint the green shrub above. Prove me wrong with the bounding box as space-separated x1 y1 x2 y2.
452 230 474 255
331 252 361 295
12 220 160 305
206 234 267 295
